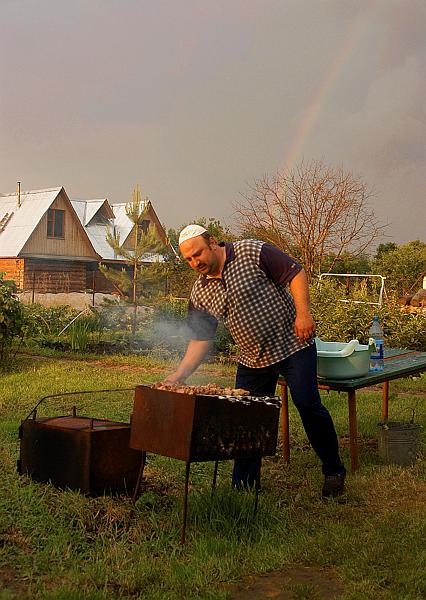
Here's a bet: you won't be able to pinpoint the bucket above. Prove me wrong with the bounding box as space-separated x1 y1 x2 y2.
377 422 421 466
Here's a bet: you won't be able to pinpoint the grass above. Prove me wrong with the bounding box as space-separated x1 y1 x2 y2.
0 354 425 599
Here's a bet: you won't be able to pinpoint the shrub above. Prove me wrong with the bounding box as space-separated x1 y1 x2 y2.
0 273 25 361
152 296 188 322
23 304 80 339
67 311 103 351
311 279 426 350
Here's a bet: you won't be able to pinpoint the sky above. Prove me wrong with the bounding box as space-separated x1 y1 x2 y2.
1 0 425 246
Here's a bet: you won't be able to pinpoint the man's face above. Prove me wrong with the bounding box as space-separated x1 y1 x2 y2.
180 235 219 276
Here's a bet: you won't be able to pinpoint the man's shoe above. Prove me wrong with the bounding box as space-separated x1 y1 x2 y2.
322 473 345 498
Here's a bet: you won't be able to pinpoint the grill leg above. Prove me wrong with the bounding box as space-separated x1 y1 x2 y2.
254 458 262 515
211 460 219 498
280 381 290 463
126 451 146 529
181 461 191 545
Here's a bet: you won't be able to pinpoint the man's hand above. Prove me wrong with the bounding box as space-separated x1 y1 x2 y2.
294 313 315 342
289 270 316 342
161 339 212 384
162 372 184 384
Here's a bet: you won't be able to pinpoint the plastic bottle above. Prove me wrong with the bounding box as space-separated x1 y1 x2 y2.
369 315 384 372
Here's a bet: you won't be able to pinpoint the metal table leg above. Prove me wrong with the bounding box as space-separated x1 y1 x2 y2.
347 390 359 471
382 380 389 421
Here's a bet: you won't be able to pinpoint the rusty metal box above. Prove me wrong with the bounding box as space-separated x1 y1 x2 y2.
129 385 280 462
18 416 142 495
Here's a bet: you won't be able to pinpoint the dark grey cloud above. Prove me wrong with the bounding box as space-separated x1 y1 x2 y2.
1 0 425 244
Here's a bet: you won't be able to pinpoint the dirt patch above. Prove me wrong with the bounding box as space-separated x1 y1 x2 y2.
17 352 168 375
0 566 29 597
227 565 344 599
338 435 378 449
362 473 426 513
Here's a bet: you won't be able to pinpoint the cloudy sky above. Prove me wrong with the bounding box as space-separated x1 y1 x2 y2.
1 0 425 245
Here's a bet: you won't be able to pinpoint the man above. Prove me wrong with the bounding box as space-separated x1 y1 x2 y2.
165 224 346 497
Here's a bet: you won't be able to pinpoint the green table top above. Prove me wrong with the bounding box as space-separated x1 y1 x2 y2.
316 348 426 390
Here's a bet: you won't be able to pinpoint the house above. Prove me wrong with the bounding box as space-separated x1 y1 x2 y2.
70 197 170 293
0 186 169 296
0 187 100 293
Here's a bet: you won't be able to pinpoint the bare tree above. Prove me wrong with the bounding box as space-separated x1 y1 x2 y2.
235 160 387 280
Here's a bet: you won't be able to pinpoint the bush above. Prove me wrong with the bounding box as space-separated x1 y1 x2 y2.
23 304 80 339
67 311 103 351
0 274 25 361
152 296 188 321
371 240 426 296
97 301 153 334
311 279 426 350
21 304 105 352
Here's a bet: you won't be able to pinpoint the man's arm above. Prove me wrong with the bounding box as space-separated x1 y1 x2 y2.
288 269 316 342
163 339 212 383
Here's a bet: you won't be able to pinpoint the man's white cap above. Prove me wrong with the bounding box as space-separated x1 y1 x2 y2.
178 224 208 246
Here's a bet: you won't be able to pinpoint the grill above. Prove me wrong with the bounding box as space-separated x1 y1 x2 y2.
130 385 280 461
18 415 141 495
129 385 281 542
17 389 140 496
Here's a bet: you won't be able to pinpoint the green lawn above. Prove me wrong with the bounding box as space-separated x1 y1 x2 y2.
0 355 425 600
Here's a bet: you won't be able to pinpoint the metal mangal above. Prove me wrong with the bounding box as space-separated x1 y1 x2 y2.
128 385 281 543
18 388 140 496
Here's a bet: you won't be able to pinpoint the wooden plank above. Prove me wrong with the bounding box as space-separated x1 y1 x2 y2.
23 258 88 293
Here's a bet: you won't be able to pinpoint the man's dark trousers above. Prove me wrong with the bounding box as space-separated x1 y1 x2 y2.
232 344 345 488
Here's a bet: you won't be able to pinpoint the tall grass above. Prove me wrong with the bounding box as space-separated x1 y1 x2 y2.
0 355 425 599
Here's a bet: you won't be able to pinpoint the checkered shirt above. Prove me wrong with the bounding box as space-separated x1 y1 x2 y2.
188 239 310 368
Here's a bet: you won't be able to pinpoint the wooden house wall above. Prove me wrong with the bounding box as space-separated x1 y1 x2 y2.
86 267 124 295
21 193 97 259
23 258 88 293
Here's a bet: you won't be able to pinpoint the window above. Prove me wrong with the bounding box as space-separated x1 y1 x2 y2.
47 209 65 238
139 219 150 235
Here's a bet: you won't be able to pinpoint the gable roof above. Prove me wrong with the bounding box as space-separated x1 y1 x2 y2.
71 198 169 262
0 186 171 263
70 198 118 259
71 198 114 227
0 187 79 257
109 202 147 243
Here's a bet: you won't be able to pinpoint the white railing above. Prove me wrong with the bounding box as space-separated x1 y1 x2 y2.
318 273 387 306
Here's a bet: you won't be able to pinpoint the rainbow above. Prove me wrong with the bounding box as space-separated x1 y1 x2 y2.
282 1 384 172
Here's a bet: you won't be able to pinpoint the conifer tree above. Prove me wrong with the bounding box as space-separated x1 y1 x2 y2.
99 185 166 335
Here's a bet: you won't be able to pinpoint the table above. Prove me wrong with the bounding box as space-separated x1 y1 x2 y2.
278 348 426 471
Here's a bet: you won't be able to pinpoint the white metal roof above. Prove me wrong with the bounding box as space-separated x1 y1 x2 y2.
70 198 115 258
71 198 113 227
72 199 164 262
0 187 63 256
84 222 115 259
110 202 146 242
0 187 166 263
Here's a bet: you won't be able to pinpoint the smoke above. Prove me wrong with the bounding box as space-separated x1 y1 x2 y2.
97 302 190 357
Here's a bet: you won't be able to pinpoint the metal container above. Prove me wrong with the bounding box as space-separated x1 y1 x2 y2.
18 415 141 495
129 385 280 461
377 421 420 466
